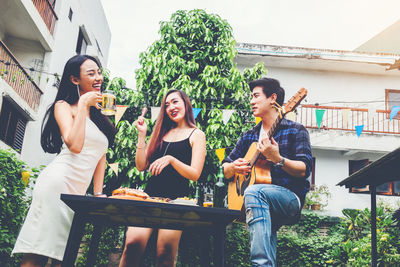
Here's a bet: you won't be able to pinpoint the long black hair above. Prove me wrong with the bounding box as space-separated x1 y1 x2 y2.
41 55 116 153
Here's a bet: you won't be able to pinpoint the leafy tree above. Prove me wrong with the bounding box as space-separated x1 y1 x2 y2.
104 9 266 195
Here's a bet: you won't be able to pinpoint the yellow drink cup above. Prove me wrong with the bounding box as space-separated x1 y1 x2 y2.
101 90 116 116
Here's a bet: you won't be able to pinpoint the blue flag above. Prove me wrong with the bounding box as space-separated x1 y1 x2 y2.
355 125 364 137
390 106 400 121
193 108 201 120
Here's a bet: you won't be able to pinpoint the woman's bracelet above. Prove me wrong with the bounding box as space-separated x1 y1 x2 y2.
93 192 104 196
136 143 146 149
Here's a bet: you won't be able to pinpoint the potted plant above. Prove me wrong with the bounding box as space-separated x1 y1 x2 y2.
305 185 331 210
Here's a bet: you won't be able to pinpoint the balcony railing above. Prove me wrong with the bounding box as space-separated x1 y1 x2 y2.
0 41 43 112
295 104 400 135
31 0 58 35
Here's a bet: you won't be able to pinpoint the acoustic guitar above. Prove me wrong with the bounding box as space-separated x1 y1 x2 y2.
227 88 308 211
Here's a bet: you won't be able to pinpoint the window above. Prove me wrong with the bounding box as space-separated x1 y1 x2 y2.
386 89 400 119
76 28 87 54
349 159 370 193
349 159 396 196
68 8 73 21
0 98 28 152
95 39 103 57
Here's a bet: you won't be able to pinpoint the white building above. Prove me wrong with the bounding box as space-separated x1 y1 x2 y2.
0 0 111 166
236 42 400 216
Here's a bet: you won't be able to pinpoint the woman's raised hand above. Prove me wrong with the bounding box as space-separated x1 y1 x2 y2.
79 91 102 109
135 116 147 134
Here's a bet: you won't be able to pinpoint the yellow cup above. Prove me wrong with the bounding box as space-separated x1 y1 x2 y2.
101 90 116 116
203 201 213 207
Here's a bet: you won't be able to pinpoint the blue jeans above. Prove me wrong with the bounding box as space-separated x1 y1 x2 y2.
244 184 301 267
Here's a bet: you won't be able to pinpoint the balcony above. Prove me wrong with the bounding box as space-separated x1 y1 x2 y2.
31 0 58 35
295 105 400 135
0 40 43 112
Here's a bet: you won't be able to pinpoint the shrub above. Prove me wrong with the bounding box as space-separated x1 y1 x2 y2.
0 149 40 267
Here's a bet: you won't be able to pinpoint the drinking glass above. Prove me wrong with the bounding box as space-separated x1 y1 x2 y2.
101 90 116 115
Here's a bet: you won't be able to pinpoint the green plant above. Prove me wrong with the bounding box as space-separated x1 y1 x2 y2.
134 9 266 194
0 149 40 267
305 184 331 210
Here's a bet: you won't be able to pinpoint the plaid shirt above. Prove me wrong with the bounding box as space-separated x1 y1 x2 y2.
223 119 312 205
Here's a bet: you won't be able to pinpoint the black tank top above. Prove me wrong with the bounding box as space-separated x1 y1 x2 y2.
145 129 196 199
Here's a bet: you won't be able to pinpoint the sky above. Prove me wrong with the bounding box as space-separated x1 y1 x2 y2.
100 0 400 88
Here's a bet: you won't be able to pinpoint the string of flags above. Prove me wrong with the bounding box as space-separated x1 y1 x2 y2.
314 106 400 137
106 104 400 178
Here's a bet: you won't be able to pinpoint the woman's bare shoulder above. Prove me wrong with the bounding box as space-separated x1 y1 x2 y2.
190 128 205 142
54 101 74 117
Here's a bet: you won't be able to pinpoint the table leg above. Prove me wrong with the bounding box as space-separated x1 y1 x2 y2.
86 224 103 266
62 214 86 267
199 229 210 267
213 225 226 267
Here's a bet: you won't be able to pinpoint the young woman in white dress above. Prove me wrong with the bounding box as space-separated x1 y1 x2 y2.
12 55 116 267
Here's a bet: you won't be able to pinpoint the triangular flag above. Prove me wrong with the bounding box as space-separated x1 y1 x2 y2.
341 109 351 127
355 125 364 137
255 117 262 124
193 108 201 119
109 163 119 176
390 106 400 121
215 148 225 163
21 171 30 187
151 107 161 123
316 109 326 129
285 112 296 121
222 110 235 125
115 105 128 125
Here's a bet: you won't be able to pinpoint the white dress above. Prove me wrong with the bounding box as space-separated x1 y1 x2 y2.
12 118 108 261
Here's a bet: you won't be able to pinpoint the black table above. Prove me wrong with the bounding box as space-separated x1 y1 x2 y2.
337 147 400 267
60 194 241 267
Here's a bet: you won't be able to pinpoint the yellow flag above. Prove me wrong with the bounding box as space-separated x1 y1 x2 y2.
255 117 262 124
215 148 226 163
109 163 119 176
21 171 30 187
115 105 128 125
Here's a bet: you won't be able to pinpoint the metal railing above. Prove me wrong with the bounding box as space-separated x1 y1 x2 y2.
295 104 400 134
0 40 43 112
31 0 58 35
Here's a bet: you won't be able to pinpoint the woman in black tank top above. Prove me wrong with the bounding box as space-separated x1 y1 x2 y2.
119 90 206 267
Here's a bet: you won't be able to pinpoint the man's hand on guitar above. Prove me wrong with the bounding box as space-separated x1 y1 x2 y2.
232 158 252 175
257 136 282 164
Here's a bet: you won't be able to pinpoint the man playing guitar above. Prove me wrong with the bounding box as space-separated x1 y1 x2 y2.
222 77 313 266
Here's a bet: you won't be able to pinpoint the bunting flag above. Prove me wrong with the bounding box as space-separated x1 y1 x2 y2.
341 109 351 127
193 108 201 119
316 109 326 129
255 117 262 124
151 107 161 123
109 163 119 176
21 171 30 187
285 111 296 121
115 105 128 125
222 109 235 125
215 148 226 163
355 125 364 137
390 106 400 121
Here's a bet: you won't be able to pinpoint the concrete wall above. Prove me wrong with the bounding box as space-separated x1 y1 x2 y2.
313 148 400 216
